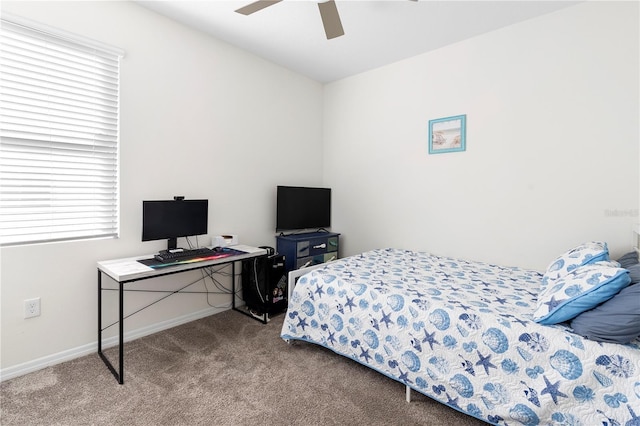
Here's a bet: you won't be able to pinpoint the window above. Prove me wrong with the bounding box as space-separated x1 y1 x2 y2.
0 14 124 246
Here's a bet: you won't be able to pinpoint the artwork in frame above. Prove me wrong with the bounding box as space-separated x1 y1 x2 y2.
428 114 466 154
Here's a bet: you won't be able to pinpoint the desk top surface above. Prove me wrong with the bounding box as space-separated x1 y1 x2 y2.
97 245 267 283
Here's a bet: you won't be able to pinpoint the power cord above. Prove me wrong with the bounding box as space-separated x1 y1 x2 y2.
253 257 265 304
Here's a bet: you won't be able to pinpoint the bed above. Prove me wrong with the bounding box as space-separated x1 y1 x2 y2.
280 245 640 426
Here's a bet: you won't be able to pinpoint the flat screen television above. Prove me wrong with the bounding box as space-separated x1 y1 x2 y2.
276 186 331 232
142 199 208 250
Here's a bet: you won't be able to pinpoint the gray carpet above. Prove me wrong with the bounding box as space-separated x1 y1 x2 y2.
1 309 487 425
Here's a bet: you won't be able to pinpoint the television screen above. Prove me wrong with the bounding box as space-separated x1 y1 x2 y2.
276 186 331 232
142 199 208 249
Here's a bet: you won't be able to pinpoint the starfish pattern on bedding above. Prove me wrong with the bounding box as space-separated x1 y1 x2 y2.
359 347 372 363
379 310 393 328
326 330 336 345
512 317 528 327
397 368 411 384
543 295 566 313
422 329 440 350
344 296 357 312
476 350 497 375
541 375 568 404
296 316 308 331
445 393 460 410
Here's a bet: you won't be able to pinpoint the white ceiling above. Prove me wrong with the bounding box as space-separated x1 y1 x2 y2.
134 1 580 83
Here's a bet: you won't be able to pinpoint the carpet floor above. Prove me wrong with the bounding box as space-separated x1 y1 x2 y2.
1 309 487 425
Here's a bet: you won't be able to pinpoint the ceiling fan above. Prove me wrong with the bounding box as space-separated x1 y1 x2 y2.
235 0 345 40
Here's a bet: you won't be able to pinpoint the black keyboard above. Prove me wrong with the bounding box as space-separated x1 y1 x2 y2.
154 247 215 263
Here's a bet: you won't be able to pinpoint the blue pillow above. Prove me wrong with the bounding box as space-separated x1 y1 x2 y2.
541 242 609 289
570 282 640 344
627 264 640 284
616 252 640 283
533 262 631 325
616 251 639 269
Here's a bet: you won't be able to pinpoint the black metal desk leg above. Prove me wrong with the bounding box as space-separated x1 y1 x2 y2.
97 271 122 383
119 282 124 384
98 270 102 354
232 261 236 309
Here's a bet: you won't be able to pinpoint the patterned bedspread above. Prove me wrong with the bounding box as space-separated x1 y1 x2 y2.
280 248 640 426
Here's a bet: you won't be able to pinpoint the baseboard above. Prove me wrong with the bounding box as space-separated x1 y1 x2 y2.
0 306 227 382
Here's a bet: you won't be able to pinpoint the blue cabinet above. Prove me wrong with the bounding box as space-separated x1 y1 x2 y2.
276 231 340 273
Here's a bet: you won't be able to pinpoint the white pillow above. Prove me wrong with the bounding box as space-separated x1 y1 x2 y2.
541 242 609 289
534 261 630 325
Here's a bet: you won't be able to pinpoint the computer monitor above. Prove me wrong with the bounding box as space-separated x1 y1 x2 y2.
142 199 208 250
276 186 331 232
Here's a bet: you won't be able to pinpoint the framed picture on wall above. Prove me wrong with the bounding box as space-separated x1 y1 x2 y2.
428 114 466 154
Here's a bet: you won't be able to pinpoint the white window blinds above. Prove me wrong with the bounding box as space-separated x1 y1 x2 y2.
0 15 124 246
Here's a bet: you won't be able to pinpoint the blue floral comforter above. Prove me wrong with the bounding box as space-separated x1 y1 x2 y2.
280 248 640 426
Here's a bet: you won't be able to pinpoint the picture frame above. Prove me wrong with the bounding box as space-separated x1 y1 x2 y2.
428 114 466 154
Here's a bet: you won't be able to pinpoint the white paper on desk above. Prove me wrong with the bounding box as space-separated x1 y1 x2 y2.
104 260 153 276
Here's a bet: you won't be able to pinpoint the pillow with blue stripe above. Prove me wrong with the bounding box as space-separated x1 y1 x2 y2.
534 261 631 325
541 241 609 289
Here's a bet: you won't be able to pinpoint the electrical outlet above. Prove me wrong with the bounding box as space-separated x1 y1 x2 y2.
24 298 41 319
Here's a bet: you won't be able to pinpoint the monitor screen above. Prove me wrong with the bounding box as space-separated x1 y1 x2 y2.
276 186 331 232
142 199 208 249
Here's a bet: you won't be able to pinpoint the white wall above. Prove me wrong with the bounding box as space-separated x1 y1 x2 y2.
324 1 639 271
0 1 323 374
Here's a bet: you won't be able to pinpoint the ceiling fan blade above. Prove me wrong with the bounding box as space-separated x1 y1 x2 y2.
235 0 283 16
318 0 344 40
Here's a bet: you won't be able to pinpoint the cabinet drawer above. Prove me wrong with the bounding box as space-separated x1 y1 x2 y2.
297 240 310 257
324 251 337 263
308 237 330 256
327 236 338 252
296 255 324 269
296 252 337 269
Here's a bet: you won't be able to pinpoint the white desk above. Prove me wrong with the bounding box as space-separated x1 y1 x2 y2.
97 245 267 384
